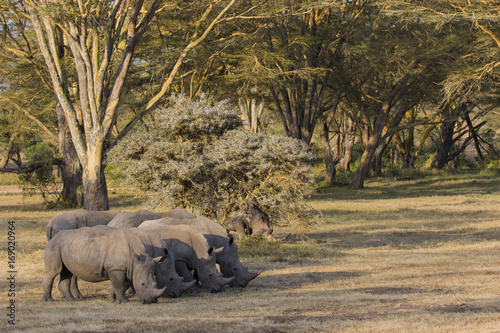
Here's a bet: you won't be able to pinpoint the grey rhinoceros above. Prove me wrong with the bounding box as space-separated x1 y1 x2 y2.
137 222 234 293
230 205 275 241
107 208 196 228
140 217 260 288
46 209 121 241
46 208 122 299
126 228 195 297
93 226 196 298
41 227 166 303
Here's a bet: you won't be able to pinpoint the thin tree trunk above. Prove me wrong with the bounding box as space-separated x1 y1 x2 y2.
319 115 336 183
341 116 355 172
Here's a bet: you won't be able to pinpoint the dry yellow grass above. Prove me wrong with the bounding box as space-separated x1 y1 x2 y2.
1 171 500 332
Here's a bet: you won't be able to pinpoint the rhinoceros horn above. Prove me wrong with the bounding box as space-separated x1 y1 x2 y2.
249 271 261 281
183 280 197 291
220 276 235 286
154 286 167 298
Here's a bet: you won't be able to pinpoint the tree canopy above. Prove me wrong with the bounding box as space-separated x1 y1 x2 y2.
1 0 499 208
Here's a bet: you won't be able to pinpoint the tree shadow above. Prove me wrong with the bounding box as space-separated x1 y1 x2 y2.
251 270 368 291
313 171 500 202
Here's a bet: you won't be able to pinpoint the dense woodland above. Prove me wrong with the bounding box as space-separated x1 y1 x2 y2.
0 1 499 212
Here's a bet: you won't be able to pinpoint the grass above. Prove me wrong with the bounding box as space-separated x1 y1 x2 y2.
1 170 500 332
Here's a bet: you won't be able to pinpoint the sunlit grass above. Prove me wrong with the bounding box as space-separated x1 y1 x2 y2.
1 170 500 332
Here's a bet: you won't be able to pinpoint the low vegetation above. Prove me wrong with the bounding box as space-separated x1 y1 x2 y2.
1 170 500 332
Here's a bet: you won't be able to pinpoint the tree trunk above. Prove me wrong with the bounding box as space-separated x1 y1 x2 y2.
56 102 83 207
341 116 355 173
373 141 389 177
350 71 414 189
351 107 391 188
82 146 109 210
239 97 264 133
319 116 336 183
432 106 459 169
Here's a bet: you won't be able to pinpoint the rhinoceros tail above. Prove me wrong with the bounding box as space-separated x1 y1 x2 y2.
46 221 53 241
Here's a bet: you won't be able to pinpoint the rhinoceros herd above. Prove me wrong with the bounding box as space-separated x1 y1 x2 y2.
42 208 263 304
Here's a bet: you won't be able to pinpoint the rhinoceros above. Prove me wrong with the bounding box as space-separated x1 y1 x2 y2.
139 217 260 287
93 226 195 298
108 208 196 228
41 227 166 303
46 209 121 241
137 222 234 293
230 205 276 241
46 209 122 299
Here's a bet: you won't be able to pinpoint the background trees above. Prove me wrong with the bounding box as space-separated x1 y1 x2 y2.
1 0 499 211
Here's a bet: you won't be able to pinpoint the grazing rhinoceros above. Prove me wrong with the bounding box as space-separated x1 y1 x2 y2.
46 209 122 299
41 227 166 303
137 222 234 293
107 208 196 228
230 205 277 241
46 209 121 241
140 217 260 288
93 226 196 298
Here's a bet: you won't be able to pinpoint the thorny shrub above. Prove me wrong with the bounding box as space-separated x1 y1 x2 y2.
109 95 322 231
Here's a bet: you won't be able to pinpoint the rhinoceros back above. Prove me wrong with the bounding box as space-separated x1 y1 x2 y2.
138 223 212 262
108 209 195 228
46 209 121 241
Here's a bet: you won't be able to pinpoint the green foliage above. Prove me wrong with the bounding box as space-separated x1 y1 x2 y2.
19 142 61 208
109 95 319 229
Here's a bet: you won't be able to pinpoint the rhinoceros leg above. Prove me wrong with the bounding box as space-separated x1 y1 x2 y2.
41 273 57 302
108 270 129 303
175 261 198 294
70 276 85 300
57 267 75 301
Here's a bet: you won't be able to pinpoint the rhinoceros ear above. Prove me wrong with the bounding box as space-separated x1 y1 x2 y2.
133 252 148 262
164 245 174 256
213 246 224 254
208 246 224 255
153 255 168 263
228 234 234 245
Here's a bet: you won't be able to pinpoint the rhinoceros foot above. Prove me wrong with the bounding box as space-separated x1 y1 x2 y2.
72 292 85 300
107 292 129 303
41 296 54 302
114 296 129 304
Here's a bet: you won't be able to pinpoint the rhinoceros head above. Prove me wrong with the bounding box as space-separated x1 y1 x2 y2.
154 247 196 297
217 235 260 287
248 205 274 237
131 253 166 303
197 246 234 292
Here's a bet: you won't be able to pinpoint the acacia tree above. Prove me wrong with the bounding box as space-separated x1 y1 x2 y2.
21 0 239 210
0 1 86 207
388 0 499 170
